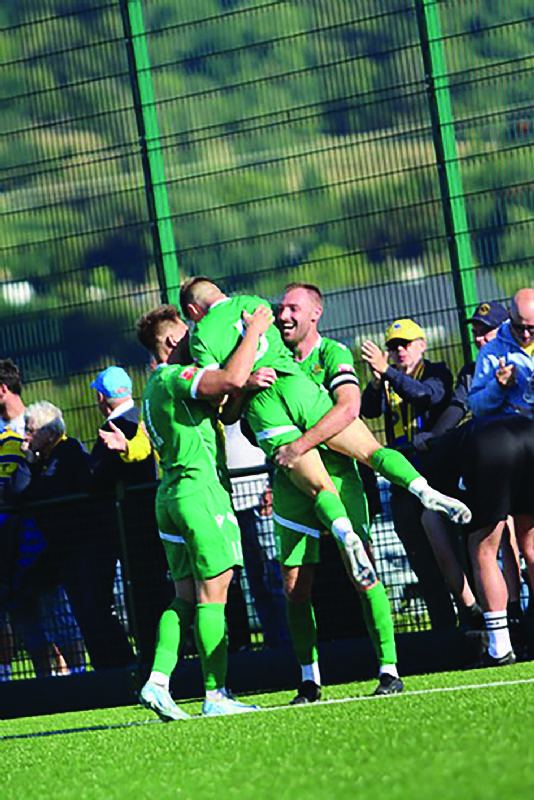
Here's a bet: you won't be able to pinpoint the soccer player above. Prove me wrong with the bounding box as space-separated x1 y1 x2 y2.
273 282 402 700
180 278 472 561
133 302 273 719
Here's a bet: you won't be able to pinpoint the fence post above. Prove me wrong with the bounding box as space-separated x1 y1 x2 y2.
415 0 478 362
113 481 141 663
119 0 180 305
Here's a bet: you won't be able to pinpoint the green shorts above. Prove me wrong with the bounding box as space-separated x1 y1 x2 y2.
156 481 243 582
273 453 370 567
246 373 334 459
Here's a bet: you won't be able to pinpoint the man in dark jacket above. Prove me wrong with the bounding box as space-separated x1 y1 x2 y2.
6 400 135 670
90 366 171 670
360 319 457 629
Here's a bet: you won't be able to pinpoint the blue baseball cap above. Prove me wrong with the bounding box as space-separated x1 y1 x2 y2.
90 366 132 399
467 301 508 329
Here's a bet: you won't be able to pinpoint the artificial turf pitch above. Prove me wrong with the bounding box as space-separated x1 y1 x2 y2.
3 662 534 800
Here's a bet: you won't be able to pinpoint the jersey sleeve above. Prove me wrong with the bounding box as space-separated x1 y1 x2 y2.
322 340 359 395
164 363 205 398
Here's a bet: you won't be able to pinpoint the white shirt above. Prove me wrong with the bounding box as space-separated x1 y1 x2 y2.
225 422 269 512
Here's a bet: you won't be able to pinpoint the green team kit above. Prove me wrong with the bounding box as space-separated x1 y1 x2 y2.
190 295 341 459
190 295 405 676
272 336 370 566
142 361 242 582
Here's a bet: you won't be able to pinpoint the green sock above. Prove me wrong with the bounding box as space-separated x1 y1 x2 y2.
314 490 351 535
152 597 195 677
286 599 318 666
370 447 421 490
359 581 397 667
194 603 228 692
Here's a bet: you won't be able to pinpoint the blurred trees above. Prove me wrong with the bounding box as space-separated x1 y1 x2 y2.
1 0 534 428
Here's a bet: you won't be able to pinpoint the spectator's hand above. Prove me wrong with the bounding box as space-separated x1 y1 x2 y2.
273 441 303 469
413 431 433 452
496 357 516 389
242 304 274 335
246 367 277 390
99 421 128 453
21 440 37 463
258 487 273 517
360 340 388 384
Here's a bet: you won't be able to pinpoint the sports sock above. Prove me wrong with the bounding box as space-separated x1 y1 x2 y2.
379 664 399 679
286 599 318 667
195 602 228 692
314 490 353 539
302 662 321 685
359 581 397 667
484 610 512 658
152 597 196 679
370 447 420 490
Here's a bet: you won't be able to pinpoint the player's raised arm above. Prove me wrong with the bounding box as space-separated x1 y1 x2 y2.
195 305 274 400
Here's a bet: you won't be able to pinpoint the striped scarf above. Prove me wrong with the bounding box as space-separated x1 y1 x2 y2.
385 360 425 446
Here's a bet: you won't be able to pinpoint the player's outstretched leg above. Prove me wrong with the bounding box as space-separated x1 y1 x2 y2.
407 476 472 525
325 421 472 524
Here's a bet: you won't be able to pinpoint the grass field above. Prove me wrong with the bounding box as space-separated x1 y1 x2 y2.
3 663 534 800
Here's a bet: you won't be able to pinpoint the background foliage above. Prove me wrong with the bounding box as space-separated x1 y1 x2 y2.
1 0 533 442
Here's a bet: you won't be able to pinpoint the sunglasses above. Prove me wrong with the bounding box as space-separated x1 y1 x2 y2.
510 318 534 335
386 339 415 351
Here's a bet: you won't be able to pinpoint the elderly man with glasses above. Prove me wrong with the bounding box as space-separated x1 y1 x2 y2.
468 288 534 418
360 318 458 630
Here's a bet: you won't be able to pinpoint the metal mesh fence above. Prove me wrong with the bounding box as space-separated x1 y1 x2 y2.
1 1 533 686
1 467 465 682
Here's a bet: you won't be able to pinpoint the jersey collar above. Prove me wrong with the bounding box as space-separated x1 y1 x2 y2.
296 334 322 363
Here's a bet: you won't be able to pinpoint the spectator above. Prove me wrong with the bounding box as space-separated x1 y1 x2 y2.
468 288 534 418
5 401 135 671
0 360 62 678
360 319 458 629
90 366 172 669
415 302 511 631
415 301 509 443
422 414 534 665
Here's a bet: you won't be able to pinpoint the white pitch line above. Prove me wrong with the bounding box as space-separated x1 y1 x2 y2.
255 675 534 714
3 676 533 737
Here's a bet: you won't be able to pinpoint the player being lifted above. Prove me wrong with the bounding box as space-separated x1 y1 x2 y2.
180 277 471 593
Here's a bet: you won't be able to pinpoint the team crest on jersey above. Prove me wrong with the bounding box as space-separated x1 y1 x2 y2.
311 363 324 375
179 366 198 380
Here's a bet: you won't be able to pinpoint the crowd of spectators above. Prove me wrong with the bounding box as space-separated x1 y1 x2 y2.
0 285 533 682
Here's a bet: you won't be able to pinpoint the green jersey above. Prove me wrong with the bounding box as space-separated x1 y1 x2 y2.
272 334 369 555
191 294 301 377
142 362 226 497
296 335 359 395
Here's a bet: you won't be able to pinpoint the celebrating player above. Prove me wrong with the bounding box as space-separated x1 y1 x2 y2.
134 303 273 719
180 277 472 553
